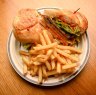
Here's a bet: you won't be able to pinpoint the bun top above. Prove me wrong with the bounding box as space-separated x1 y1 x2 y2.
13 9 39 30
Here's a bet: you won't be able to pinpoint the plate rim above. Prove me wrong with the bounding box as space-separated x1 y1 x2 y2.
7 8 90 86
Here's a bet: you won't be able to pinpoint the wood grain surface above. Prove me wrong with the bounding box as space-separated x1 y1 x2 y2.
0 0 96 95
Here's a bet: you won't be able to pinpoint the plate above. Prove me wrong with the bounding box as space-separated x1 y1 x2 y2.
7 8 90 86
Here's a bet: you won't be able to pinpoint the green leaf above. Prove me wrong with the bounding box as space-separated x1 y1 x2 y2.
23 43 31 50
52 18 81 36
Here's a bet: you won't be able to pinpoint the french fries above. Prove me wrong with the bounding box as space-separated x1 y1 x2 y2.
57 45 82 54
45 61 51 71
23 64 27 75
42 30 52 44
57 62 62 73
33 42 57 50
39 33 46 45
42 65 47 77
38 66 43 83
55 48 79 62
21 29 82 83
62 63 77 70
22 56 30 66
53 51 66 64
51 60 56 70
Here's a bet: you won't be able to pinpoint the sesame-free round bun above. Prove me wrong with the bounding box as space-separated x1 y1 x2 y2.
13 9 40 43
13 9 39 30
13 9 47 43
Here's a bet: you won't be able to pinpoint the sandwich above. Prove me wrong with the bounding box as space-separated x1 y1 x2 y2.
13 8 88 45
39 8 88 45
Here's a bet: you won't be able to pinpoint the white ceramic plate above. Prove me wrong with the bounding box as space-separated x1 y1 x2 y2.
7 8 90 86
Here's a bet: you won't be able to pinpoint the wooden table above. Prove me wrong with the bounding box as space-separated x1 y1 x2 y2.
0 0 96 95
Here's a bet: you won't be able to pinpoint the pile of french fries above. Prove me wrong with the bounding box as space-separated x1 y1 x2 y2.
19 30 82 83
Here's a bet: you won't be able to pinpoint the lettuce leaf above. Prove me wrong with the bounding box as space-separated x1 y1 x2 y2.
23 43 32 50
52 18 81 36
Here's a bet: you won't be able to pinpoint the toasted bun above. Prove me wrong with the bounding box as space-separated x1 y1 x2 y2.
13 9 53 43
13 9 39 30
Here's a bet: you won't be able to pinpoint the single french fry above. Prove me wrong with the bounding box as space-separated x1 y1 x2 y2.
55 49 78 62
33 42 57 50
29 50 45 55
23 64 27 75
57 62 62 73
53 51 66 64
36 54 47 59
63 50 71 54
45 61 51 71
46 69 66 77
34 65 38 75
47 70 57 76
46 49 53 58
38 66 43 83
42 65 47 77
22 56 30 66
57 45 82 54
39 33 46 45
42 30 51 44
46 67 75 77
19 50 29 56
29 50 37 54
37 57 47 63
33 61 42 65
62 63 77 70
51 60 56 70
